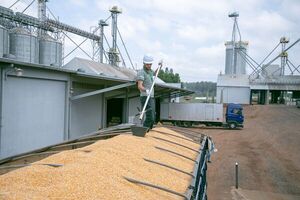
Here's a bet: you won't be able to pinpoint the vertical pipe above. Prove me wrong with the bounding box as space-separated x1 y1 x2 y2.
235 162 239 189
65 76 71 140
0 67 4 156
103 86 107 128
38 0 46 37
125 88 129 123
109 6 122 66
100 25 103 63
99 20 108 63
111 14 117 51
250 90 253 105
232 19 236 75
281 42 285 75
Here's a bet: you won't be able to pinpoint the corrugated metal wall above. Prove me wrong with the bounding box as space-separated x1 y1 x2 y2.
217 86 250 104
0 64 107 159
0 62 137 159
1 76 66 158
128 97 140 123
70 87 103 139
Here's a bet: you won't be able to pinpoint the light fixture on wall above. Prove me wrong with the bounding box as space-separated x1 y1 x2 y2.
5 64 23 80
14 67 23 76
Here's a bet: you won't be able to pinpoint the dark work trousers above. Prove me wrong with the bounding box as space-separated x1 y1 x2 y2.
140 96 155 129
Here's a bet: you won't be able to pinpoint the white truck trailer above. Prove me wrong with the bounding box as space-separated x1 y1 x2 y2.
160 102 244 128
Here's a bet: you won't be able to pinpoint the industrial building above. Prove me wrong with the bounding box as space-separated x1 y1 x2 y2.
217 12 300 105
0 3 192 159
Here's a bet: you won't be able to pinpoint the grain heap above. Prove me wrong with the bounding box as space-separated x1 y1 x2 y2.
0 127 200 200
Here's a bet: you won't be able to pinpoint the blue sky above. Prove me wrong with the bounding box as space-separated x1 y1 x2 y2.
1 0 300 82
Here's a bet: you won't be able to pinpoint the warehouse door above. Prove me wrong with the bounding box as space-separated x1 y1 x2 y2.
1 77 66 158
106 98 124 127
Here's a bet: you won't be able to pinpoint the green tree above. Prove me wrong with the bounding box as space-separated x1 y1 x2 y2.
158 67 181 83
174 73 181 83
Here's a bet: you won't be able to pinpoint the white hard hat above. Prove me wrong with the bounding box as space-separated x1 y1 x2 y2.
143 54 154 64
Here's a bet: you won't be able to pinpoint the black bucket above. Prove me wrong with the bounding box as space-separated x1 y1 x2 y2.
131 125 149 137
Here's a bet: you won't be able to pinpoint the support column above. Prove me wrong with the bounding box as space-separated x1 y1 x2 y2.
249 90 253 105
265 90 270 105
123 88 129 123
108 6 122 66
99 20 108 63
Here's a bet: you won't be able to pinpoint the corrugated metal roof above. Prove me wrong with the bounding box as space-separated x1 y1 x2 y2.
250 75 300 84
160 83 181 88
63 57 165 83
63 57 134 80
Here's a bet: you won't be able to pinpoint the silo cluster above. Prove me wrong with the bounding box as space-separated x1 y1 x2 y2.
0 25 62 67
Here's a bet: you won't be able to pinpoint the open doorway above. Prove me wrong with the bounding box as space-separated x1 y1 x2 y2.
106 98 124 127
155 98 160 123
250 90 266 105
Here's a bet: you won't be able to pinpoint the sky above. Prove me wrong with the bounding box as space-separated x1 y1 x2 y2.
1 0 300 82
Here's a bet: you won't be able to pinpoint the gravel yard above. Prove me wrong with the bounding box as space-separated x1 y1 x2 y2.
196 105 300 200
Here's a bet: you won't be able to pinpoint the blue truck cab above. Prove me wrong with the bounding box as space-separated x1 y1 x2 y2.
225 103 244 129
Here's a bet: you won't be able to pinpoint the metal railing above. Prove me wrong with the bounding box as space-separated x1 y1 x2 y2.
186 135 208 200
157 125 209 200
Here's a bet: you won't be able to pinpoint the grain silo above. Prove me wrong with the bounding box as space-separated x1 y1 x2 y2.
225 41 248 75
39 34 62 67
0 25 9 57
9 27 39 63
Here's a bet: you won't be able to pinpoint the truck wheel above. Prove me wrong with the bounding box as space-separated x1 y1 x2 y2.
229 122 237 129
175 121 182 127
183 121 192 128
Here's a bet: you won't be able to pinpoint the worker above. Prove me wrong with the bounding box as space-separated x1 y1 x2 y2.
136 54 160 130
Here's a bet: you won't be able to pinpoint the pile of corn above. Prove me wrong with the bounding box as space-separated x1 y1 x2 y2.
0 127 200 200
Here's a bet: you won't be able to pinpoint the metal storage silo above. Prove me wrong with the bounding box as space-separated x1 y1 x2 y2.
225 42 234 74
0 25 9 57
9 27 39 63
225 41 248 75
39 34 62 67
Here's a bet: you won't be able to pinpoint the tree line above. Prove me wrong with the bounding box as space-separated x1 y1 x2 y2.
157 68 216 97
182 82 216 97
158 67 181 83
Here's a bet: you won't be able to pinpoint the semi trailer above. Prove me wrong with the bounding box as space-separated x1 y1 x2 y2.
160 103 244 129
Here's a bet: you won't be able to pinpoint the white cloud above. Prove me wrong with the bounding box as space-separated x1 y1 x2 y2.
147 17 171 32
68 0 87 7
171 43 186 51
136 39 162 54
176 24 226 43
118 15 149 39
243 11 295 36
195 43 225 65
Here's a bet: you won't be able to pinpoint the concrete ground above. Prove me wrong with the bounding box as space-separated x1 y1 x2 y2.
192 105 300 200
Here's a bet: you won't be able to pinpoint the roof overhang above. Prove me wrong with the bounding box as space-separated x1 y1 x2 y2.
0 58 194 99
0 58 132 83
155 83 194 98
